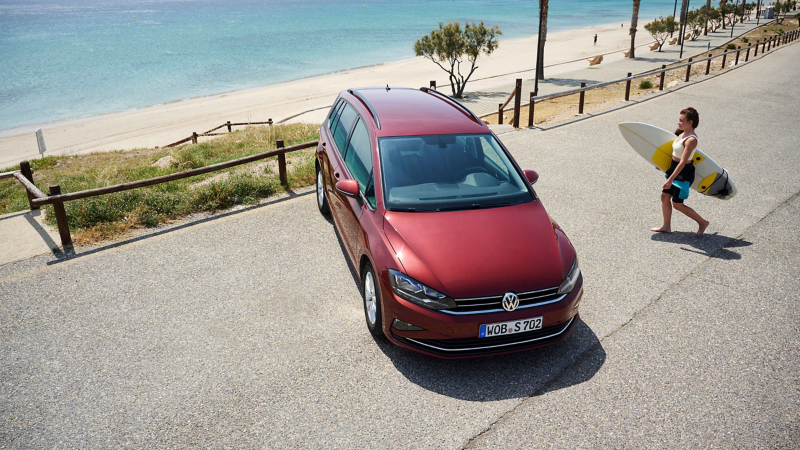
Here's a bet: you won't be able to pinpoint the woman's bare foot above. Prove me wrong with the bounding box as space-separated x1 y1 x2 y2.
651 226 671 233
696 220 710 235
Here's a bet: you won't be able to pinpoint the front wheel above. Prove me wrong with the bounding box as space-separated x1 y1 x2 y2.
362 263 384 336
316 165 330 215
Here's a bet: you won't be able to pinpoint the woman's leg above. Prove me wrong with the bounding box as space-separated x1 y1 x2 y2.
673 202 710 235
651 192 673 232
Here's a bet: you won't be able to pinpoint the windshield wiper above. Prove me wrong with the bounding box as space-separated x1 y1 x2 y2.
435 202 517 212
389 207 428 212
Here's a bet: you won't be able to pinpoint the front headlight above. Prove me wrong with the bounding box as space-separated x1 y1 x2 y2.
558 258 581 295
388 269 456 310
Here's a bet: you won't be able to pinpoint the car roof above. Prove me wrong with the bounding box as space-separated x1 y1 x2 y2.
342 87 487 137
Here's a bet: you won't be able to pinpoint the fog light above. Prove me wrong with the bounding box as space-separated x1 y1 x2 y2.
392 319 425 331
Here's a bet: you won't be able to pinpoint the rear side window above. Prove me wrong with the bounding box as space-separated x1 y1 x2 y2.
332 103 358 156
328 100 345 131
344 119 372 187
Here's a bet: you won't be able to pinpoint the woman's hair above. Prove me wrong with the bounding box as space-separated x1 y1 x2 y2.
675 107 700 135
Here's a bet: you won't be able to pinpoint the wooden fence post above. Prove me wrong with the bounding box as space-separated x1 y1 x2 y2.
762 39 767 52
685 58 693 82
192 132 198 144
430 80 436 89
706 54 712 74
20 161 39 211
625 73 632 101
276 139 288 186
659 65 666 90
578 82 586 114
721 51 727 69
498 103 503 125
227 121 232 132
745 45 751 61
735 46 741 65
268 118 273 126
528 92 535 127
49 184 72 247
512 79 522 128
754 40 759 56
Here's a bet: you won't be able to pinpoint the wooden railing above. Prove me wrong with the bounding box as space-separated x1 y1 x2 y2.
8 139 319 247
491 27 800 128
164 119 274 147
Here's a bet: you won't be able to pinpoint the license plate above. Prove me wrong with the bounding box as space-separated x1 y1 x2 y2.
479 316 543 338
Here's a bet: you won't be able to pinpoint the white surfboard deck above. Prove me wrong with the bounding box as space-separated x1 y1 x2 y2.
618 122 737 200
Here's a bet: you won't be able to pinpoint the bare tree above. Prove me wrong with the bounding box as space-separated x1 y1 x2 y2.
536 0 549 81
629 0 640 58
705 0 712 35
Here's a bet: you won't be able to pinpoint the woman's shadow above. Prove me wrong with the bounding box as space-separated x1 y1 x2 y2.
651 231 752 260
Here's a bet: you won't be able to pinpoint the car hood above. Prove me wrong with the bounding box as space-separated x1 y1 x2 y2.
383 201 565 299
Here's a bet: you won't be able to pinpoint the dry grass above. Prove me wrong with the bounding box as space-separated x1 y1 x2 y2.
0 123 320 244
482 18 800 128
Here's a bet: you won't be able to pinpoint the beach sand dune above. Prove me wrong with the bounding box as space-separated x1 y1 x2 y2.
0 21 654 168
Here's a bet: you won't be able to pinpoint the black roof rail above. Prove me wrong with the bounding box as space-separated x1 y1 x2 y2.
347 89 381 130
419 87 484 127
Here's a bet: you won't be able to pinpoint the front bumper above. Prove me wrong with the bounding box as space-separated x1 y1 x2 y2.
381 275 583 359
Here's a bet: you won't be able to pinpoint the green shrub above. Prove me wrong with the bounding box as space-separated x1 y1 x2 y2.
741 37 749 43
726 43 737 50
639 80 654 89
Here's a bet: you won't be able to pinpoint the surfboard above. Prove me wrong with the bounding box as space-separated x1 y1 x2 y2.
618 122 737 200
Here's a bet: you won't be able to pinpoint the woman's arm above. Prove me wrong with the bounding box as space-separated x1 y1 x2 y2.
663 137 696 188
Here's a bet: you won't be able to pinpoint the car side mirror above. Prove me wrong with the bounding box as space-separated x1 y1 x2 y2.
336 179 360 198
523 170 539 185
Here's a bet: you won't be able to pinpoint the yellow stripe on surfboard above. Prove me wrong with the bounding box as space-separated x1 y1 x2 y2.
652 140 674 172
692 152 706 166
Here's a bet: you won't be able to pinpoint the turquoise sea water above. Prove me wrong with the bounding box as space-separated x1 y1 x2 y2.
1 0 690 132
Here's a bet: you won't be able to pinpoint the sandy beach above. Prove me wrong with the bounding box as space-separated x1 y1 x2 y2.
0 21 656 168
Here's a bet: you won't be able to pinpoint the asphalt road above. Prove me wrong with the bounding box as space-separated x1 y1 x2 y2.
2 37 799 449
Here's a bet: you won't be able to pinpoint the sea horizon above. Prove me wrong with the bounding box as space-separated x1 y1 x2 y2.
1 0 713 133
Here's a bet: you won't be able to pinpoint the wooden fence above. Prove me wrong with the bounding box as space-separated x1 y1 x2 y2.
164 119 274 147
7 139 319 247
493 28 800 128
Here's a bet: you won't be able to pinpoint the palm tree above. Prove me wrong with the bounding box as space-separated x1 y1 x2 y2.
536 0 549 81
704 0 712 35
628 0 640 58
678 0 688 44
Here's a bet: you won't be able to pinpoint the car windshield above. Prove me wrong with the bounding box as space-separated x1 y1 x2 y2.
379 134 533 211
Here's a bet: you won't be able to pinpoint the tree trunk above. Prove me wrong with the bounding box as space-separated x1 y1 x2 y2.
629 0 640 58
536 0 549 81
704 0 711 35
678 0 688 44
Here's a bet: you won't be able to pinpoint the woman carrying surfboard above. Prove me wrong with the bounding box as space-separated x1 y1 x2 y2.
651 107 710 235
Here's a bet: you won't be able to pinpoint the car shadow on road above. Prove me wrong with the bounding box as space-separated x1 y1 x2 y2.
371 319 605 402
651 231 752 260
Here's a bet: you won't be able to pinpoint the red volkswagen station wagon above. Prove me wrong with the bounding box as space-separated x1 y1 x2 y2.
315 87 582 358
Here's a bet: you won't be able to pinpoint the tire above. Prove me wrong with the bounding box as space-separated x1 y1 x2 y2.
316 164 330 215
361 263 384 337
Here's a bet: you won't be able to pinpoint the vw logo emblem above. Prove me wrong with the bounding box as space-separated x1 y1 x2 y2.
502 292 519 312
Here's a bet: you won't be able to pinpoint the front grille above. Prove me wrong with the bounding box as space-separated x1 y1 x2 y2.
393 316 576 357
442 287 564 315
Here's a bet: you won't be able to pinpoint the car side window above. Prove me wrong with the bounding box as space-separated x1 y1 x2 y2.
333 103 358 157
328 100 345 132
344 119 375 207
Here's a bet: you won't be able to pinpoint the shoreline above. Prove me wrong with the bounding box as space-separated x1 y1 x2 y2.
0 20 653 167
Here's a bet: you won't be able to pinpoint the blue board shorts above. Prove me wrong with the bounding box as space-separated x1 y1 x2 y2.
662 159 695 203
